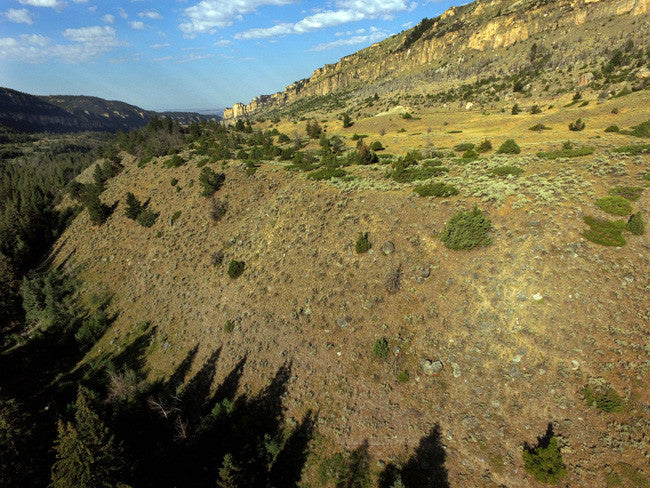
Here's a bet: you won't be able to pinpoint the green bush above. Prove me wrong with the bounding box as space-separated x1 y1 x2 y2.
199 167 225 197
476 139 492 152
627 212 645 235
530 104 542 114
496 139 521 154
164 154 185 168
630 120 650 138
441 207 492 250
511 103 521 115
583 216 626 246
75 311 110 349
355 232 371 254
170 210 181 226
227 260 245 279
604 125 620 133
595 195 632 215
569 118 586 131
414 182 459 197
522 436 567 484
609 186 643 201
461 149 479 160
583 385 623 412
453 142 474 152
370 141 384 151
397 370 410 383
137 209 158 228
490 165 524 177
537 146 594 159
307 167 347 180
372 338 389 359
223 321 235 333
612 143 650 154
529 123 552 131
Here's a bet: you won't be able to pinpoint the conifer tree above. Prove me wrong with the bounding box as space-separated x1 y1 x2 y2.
217 453 242 488
124 192 142 220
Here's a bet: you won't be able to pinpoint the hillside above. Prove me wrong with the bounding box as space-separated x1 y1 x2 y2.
0 87 217 133
224 0 648 120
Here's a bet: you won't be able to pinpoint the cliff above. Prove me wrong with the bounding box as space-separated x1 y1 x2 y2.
224 0 648 119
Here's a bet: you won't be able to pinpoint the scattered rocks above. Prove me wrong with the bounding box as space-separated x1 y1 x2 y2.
422 359 444 376
381 241 395 255
336 316 352 329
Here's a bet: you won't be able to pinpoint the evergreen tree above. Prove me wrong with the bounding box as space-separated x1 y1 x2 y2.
124 192 142 220
217 453 242 488
83 189 109 226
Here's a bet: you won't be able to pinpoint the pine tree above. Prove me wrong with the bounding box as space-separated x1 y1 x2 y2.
51 420 93 488
217 453 242 488
124 192 142 220
83 189 109 226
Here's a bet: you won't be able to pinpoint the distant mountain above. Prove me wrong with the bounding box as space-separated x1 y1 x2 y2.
0 87 220 133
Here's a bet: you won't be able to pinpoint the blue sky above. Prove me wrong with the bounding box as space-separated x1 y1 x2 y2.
1 0 461 111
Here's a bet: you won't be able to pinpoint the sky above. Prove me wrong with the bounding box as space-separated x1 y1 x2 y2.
0 0 462 111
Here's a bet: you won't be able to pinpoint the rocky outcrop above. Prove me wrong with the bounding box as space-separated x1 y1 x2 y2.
224 0 649 119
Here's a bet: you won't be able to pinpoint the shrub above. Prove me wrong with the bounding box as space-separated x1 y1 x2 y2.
523 436 567 484
583 216 627 246
124 192 142 220
211 198 228 222
609 186 643 201
630 120 650 138
511 103 521 115
476 139 492 152
529 123 551 131
342 113 353 128
305 120 322 139
227 260 245 279
496 139 521 154
604 125 620 133
490 165 524 177
595 195 632 215
223 321 235 333
355 232 371 254
441 207 492 250
307 168 347 180
414 182 459 197
401 112 412 119
627 212 645 235
530 104 542 114
370 141 384 151
537 146 594 159
397 370 410 383
137 209 158 228
372 338 389 359
583 385 623 412
461 149 479 160
75 311 110 349
164 154 185 168
454 142 475 152
170 210 181 226
211 251 224 266
199 167 225 197
612 143 650 154
170 178 178 187
569 118 585 131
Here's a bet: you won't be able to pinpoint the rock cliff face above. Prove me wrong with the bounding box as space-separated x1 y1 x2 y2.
224 0 648 119
0 87 215 133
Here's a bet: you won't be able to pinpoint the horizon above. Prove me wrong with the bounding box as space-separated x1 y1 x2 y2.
0 0 465 112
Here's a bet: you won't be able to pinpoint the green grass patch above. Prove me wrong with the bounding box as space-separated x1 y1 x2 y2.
595 195 633 215
414 182 459 197
583 385 623 412
307 167 347 180
583 216 627 246
612 143 650 154
490 165 524 177
529 123 552 131
537 146 594 159
609 186 643 201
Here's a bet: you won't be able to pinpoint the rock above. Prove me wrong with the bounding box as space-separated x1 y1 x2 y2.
571 360 580 370
419 266 430 278
381 241 395 255
532 293 543 301
422 359 444 376
336 316 351 329
451 362 461 378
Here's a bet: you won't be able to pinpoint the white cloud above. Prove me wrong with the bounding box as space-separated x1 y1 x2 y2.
0 26 122 64
4 8 34 24
150 43 169 49
129 20 145 30
308 28 388 51
18 0 61 7
180 0 294 35
118 7 127 19
139 10 162 20
214 39 232 47
236 0 409 39
102 14 115 24
154 55 173 62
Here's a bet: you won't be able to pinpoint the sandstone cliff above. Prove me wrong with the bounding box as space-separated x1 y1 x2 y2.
224 0 648 119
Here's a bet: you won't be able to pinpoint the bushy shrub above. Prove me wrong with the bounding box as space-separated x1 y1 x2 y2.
496 139 521 154
490 165 524 177
75 311 110 349
537 146 594 159
441 207 492 250
370 141 384 151
627 212 645 235
372 338 389 359
569 118 585 131
223 321 235 333
530 104 542 114
583 385 623 412
523 436 567 484
595 195 632 215
307 168 346 180
136 209 158 228
529 123 552 131
211 198 228 222
227 260 245 278
630 120 650 138
164 154 185 168
476 139 492 152
609 186 643 201
612 143 650 154
604 125 620 133
511 103 521 115
397 370 410 383
414 182 459 197
454 142 475 152
199 167 225 197
583 216 626 246
355 232 371 254
461 149 479 160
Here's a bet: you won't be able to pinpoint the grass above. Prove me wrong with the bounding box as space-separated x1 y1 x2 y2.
595 195 632 216
537 146 594 159
490 165 524 177
583 216 627 246
372 338 389 359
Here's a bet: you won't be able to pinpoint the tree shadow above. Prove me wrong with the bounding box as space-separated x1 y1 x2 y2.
524 422 555 452
380 423 449 488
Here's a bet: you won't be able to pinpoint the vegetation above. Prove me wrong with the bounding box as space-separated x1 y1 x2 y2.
523 436 567 484
612 143 650 154
199 167 225 197
307 167 347 180
414 182 459 197
595 196 633 216
490 165 524 177
372 338 389 359
583 216 627 246
604 125 620 133
454 142 474 152
476 139 492 153
609 186 643 201
529 123 552 131
583 385 623 413
124 192 142 220
537 146 594 159
630 120 650 138
626 212 645 235
136 208 158 228
227 260 245 278
441 207 492 250
355 232 371 254
569 118 586 131
496 139 521 154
